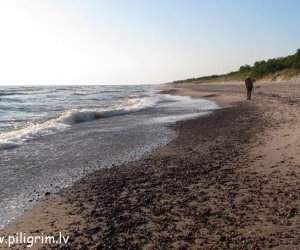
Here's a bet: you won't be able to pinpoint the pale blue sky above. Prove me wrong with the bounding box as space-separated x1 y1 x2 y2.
0 0 299 85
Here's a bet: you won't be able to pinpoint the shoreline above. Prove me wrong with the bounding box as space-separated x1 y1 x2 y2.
0 86 215 230
2 82 300 249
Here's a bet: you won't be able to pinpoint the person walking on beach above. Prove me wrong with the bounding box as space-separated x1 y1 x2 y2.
245 76 253 100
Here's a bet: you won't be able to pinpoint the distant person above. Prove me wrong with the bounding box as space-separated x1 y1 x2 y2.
245 76 253 100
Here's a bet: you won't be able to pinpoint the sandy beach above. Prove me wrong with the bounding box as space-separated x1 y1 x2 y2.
2 81 300 249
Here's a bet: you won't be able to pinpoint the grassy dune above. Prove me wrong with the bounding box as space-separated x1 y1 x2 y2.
173 49 300 84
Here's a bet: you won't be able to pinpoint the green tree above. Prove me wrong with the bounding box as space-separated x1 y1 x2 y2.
292 49 300 68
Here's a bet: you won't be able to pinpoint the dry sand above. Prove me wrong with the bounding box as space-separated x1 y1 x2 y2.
2 81 300 249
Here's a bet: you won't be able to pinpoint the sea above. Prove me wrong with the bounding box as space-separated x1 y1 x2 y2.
0 85 218 228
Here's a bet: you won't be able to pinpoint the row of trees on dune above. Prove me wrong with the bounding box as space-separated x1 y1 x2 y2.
173 49 300 83
240 49 300 79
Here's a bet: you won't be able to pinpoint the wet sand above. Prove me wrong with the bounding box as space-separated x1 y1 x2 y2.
3 82 300 249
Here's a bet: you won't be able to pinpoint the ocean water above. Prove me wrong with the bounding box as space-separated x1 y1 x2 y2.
0 85 218 228
0 85 160 149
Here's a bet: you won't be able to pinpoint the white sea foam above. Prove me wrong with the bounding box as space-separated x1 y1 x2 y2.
0 97 158 150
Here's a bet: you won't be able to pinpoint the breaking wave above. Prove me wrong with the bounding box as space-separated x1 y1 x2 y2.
0 97 158 150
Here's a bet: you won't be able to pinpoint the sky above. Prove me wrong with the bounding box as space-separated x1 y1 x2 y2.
0 0 299 85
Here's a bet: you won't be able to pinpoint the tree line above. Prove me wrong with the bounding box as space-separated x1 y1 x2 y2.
173 49 300 83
